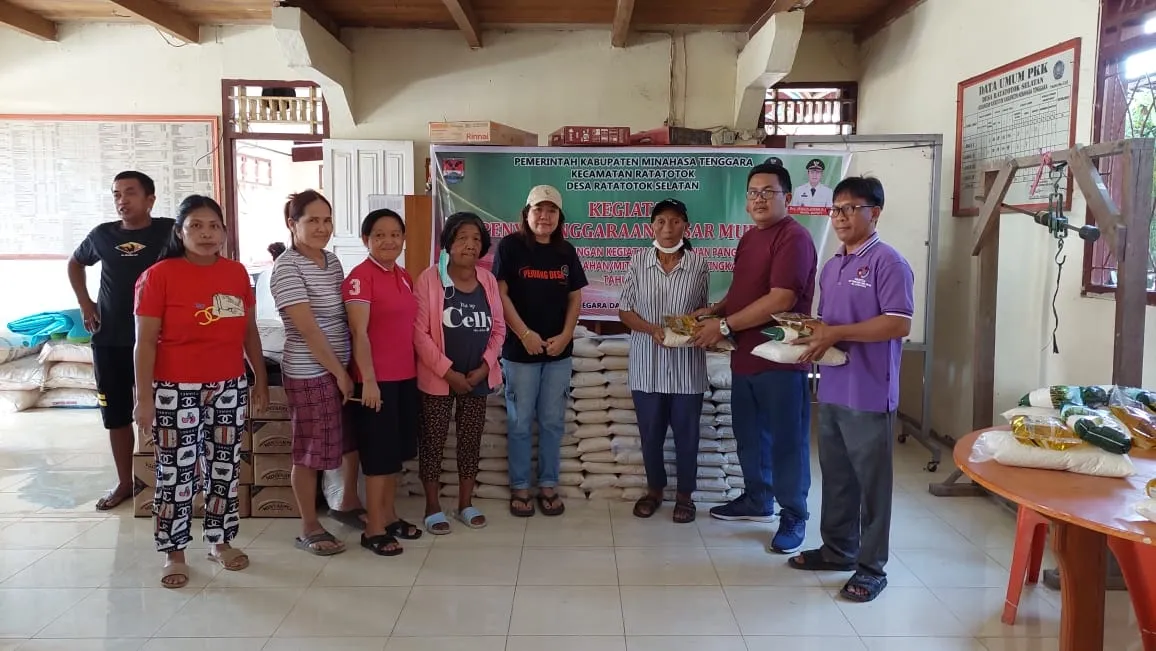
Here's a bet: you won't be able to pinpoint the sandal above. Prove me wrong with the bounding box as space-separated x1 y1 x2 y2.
95 489 130 511
509 495 535 518
160 561 190 589
329 507 368 530
455 506 487 529
206 547 250 571
632 494 661 519
672 499 696 524
840 571 888 603
424 512 451 535
788 549 856 572
361 533 403 557
386 519 424 540
537 492 565 517
294 530 346 556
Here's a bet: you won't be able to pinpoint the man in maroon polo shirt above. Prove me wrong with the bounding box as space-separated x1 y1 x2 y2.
786 176 914 603
693 162 818 554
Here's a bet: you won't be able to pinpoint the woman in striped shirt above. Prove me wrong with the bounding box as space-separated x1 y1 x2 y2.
617 198 709 524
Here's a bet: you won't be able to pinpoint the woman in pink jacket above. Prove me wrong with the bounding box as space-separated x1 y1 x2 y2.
414 211 506 534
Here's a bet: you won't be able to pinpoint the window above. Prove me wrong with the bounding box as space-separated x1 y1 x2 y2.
761 83 857 146
237 153 272 187
1084 3 1156 298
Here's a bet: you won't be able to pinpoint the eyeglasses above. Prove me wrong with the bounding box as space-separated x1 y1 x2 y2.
746 189 787 200
828 204 878 218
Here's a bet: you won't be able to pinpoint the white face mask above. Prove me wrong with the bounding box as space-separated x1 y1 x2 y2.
653 239 684 255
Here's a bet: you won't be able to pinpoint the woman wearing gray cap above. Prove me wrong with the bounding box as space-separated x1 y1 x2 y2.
617 198 709 523
493 185 588 517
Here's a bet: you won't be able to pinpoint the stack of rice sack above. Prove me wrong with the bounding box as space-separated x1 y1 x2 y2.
0 330 45 413
972 384 1156 478
571 336 625 500
36 340 100 409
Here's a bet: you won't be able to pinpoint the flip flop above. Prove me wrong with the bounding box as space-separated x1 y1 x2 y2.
424 512 451 535
455 506 487 529
95 489 130 511
509 495 535 518
537 492 565 517
329 507 368 530
206 547 250 571
295 530 346 556
160 561 190 589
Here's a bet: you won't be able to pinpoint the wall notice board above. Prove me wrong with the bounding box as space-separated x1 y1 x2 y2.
0 115 221 259
953 39 1080 217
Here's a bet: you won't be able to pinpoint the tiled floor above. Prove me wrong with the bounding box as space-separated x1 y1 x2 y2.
0 409 1146 651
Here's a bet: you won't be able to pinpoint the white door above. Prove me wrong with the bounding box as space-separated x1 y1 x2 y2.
322 139 416 274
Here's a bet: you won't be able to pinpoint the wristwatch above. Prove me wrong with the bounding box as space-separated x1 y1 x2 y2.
718 318 731 337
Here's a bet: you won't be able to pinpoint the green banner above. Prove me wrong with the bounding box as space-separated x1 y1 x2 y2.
431 146 851 320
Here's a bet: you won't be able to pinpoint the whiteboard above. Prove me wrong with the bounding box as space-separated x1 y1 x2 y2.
789 136 941 347
0 116 220 258
953 39 1080 216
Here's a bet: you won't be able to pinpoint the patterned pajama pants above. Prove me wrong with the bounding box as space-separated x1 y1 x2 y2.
152 376 248 553
419 393 486 485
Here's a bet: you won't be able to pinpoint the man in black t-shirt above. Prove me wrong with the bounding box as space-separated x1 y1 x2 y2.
67 171 175 511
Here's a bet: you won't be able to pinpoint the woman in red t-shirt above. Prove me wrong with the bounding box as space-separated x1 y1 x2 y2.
341 208 422 556
133 195 269 589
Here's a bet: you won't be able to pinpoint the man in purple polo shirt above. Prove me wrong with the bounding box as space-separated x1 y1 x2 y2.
693 162 818 554
786 176 914 604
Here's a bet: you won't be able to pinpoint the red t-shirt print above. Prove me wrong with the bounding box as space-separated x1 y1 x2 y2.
134 257 256 384
342 257 418 383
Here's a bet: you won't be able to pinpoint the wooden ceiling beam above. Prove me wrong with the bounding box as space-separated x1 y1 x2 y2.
108 0 199 43
441 0 482 48
277 0 340 40
854 0 927 43
611 0 635 48
0 0 57 41
746 0 795 39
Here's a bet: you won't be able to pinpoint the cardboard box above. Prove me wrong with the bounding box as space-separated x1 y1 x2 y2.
251 486 301 518
630 126 714 146
550 126 631 146
239 450 254 485
429 120 538 147
133 482 251 519
251 420 293 454
253 453 292 487
253 386 290 420
133 453 158 487
137 426 252 454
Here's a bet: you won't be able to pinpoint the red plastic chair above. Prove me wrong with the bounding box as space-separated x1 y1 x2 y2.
1002 505 1050 625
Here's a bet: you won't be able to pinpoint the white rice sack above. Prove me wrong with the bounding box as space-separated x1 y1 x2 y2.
609 409 637 424
0 389 40 413
716 402 733 415
607 398 636 410
581 451 616 463
752 340 847 366
403 460 420 472
559 472 584 487
485 407 507 423
712 389 731 403
698 452 727 467
572 357 605 373
573 337 603 358
0 332 41 365
696 477 729 492
571 372 608 388
715 414 733 427
560 458 583 472
0 356 44 391
444 448 458 460
560 434 580 446
43 361 96 390
707 354 731 389
608 383 633 399
621 487 648 501
615 450 646 465
727 476 745 488
445 435 458 449
691 491 729 503
486 392 506 407
597 338 631 356
604 370 630 385
701 402 717 415
442 459 459 473
617 464 647 475
581 475 618 490
616 474 649 488
969 430 1135 478
38 340 93 365
662 438 718 452
1001 406 1062 423
700 425 721 440
475 484 512 501
475 471 508 486
602 355 630 371
609 423 641 437
718 426 735 439
478 458 508 472
565 421 579 435
576 409 612 424
574 424 611 439
726 488 744 501
610 436 641 452
577 436 613 454
480 434 507 449
482 421 507 435
699 415 715 427
560 445 582 459
722 464 743 477
480 447 509 459
573 398 611 411
556 485 588 500
663 464 725 479
718 439 737 453
582 461 622 475
565 409 578 423
36 388 98 409
440 485 460 498
572 385 610 399
439 472 461 485
588 488 625 500
724 452 740 465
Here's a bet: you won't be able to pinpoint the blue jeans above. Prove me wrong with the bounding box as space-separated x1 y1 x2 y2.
503 358 573 491
731 370 812 520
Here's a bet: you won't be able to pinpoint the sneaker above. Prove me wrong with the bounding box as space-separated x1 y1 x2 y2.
769 514 805 554
708 495 775 522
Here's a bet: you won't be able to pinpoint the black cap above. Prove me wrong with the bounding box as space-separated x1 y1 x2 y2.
806 158 826 171
765 156 784 167
651 198 689 221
